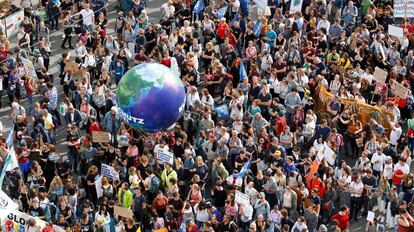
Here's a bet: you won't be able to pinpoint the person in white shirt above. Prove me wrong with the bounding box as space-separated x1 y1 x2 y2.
394 157 410 188
75 41 87 59
186 87 200 110
200 88 214 109
389 120 402 147
239 203 253 231
75 3 95 32
371 147 386 177
317 15 330 33
349 175 364 221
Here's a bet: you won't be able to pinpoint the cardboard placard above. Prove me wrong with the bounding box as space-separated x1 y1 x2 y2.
235 190 250 206
95 176 102 199
373 67 387 84
92 131 111 143
20 57 38 80
113 205 134 219
391 80 408 99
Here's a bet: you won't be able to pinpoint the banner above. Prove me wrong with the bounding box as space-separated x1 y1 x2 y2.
290 0 303 13
5 10 24 37
92 131 111 143
101 164 120 180
113 205 134 219
373 67 387 84
239 61 247 82
2 211 65 232
235 190 250 206
388 25 404 38
394 0 414 18
390 80 408 99
316 86 394 134
20 57 38 80
157 149 174 165
0 190 18 222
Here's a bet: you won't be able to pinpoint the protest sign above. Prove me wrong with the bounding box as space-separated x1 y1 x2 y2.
388 25 404 38
157 149 174 165
95 176 102 198
235 190 250 206
391 80 408 99
101 163 119 180
20 57 38 80
92 131 111 143
290 0 303 13
114 205 134 219
323 145 336 166
367 211 375 222
373 67 387 84
394 0 414 18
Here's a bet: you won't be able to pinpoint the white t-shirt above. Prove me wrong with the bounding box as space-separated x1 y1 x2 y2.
390 124 402 145
80 9 94 26
394 162 410 176
371 153 386 172
350 181 364 197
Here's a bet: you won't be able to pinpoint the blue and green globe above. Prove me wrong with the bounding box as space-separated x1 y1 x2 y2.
116 63 186 132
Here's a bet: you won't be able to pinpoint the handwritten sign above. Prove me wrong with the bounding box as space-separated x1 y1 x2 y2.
323 145 336 166
114 205 134 219
20 57 38 80
157 149 174 165
394 0 414 18
101 163 119 180
391 80 408 99
92 131 111 143
235 190 250 206
373 67 387 84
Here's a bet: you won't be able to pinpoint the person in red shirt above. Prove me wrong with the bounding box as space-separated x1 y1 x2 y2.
226 29 237 49
89 117 100 136
160 52 172 68
309 173 325 198
217 18 229 43
274 112 287 136
331 206 350 231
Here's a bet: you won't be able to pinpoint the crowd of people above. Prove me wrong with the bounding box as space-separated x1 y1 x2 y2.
0 0 414 231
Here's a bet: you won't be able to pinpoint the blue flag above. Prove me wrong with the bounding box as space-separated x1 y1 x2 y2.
253 19 263 38
131 22 140 39
216 5 228 19
236 159 252 178
230 13 239 26
214 104 229 118
193 0 205 14
239 61 247 82
0 126 19 186
240 0 249 16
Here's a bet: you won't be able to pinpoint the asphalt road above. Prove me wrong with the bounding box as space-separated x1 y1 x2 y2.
3 1 396 231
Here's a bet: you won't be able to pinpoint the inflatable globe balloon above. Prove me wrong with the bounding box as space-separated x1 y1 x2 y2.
116 63 186 132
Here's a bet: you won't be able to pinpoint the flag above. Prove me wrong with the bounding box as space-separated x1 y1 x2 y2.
239 61 247 82
131 22 140 39
0 126 19 186
236 159 252 178
253 19 263 38
306 160 320 188
215 5 228 19
240 0 249 15
193 0 205 14
230 13 238 26
214 104 229 118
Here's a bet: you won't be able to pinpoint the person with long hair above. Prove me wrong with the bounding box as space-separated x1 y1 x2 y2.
61 11 73 49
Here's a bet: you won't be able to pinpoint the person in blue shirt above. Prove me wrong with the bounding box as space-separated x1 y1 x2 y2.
264 25 277 53
283 156 300 175
342 1 358 27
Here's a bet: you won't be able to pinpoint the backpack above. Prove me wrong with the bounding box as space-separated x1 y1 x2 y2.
149 175 160 194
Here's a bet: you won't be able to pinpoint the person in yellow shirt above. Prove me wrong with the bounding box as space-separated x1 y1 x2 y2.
160 163 177 189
